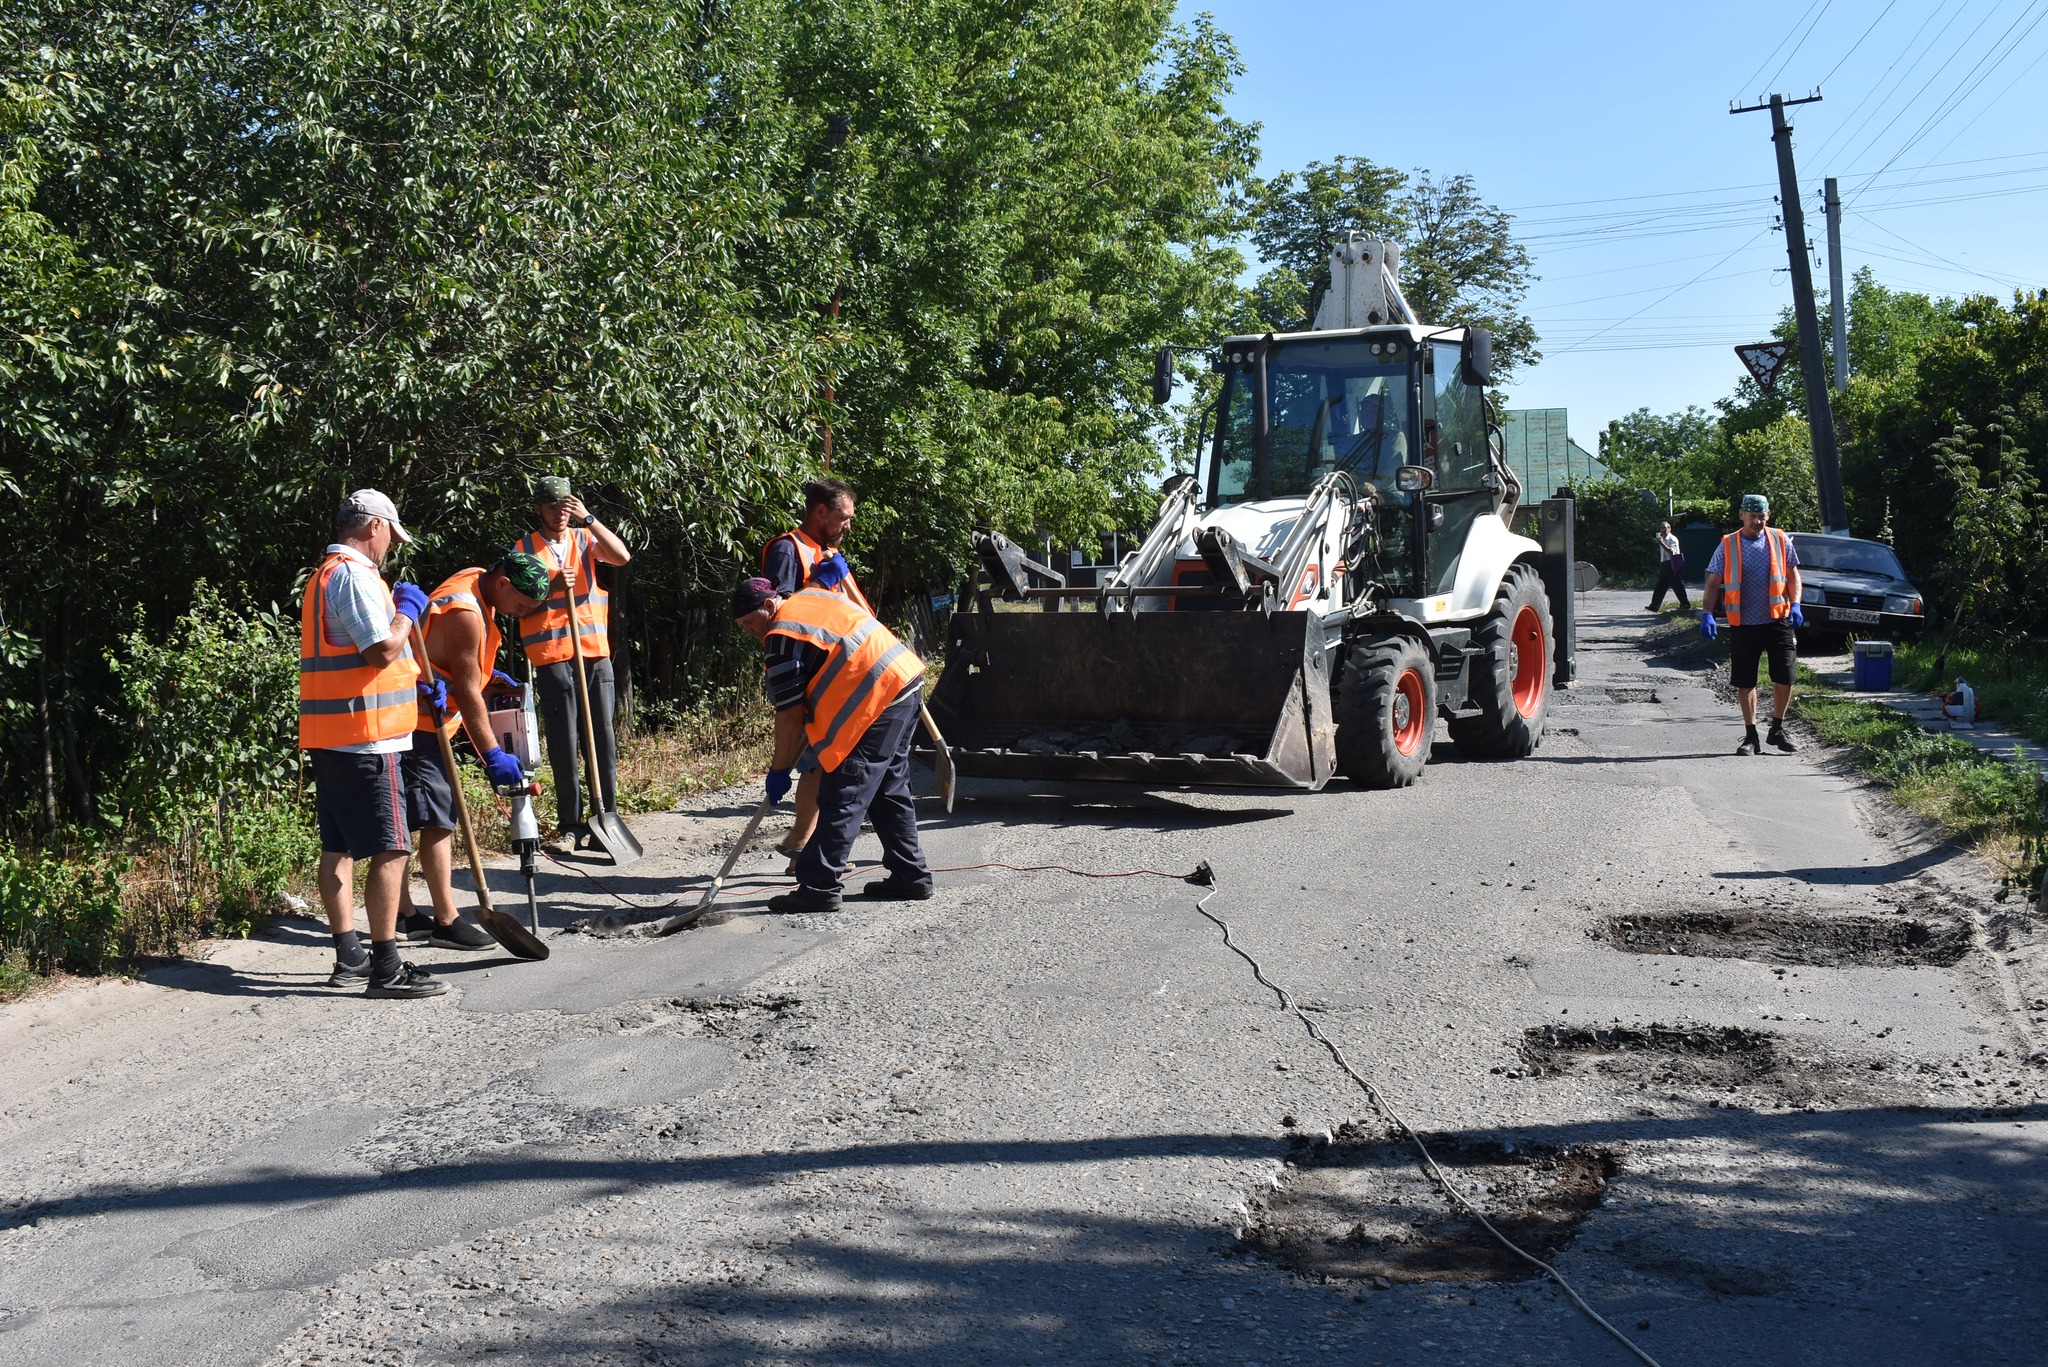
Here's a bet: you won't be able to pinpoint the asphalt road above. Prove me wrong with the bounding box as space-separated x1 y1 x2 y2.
3 589 2045 1366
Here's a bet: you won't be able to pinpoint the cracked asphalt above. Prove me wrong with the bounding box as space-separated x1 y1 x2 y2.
3 589 2045 1366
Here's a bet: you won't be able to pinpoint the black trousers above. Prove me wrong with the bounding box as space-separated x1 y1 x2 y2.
1649 560 1691 611
795 689 931 899
534 655 617 831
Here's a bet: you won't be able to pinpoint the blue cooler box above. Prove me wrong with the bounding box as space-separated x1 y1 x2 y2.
1851 639 1894 691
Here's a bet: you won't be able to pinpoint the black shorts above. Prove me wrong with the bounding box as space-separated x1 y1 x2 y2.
311 748 413 858
401 734 460 833
1728 620 1796 689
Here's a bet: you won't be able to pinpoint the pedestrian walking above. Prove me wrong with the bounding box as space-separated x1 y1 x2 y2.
1699 494 1805 756
511 476 632 845
297 489 444 999
760 478 869 864
396 553 552 947
731 577 933 913
1647 520 1691 612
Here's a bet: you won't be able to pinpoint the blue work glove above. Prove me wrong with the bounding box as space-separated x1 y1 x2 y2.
416 678 450 721
392 581 430 624
489 669 519 691
811 552 851 591
481 746 524 788
1699 610 1718 642
1788 603 1805 627
765 767 793 805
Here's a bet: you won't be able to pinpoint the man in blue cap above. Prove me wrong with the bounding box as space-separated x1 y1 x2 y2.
1699 493 1804 755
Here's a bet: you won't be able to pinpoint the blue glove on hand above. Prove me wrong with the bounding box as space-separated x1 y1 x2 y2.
1699 611 1718 641
1788 603 1805 627
482 746 524 788
765 767 793 804
489 669 519 691
392 581 430 624
417 679 450 720
811 552 851 591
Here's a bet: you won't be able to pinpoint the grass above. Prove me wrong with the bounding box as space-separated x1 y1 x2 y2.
1892 636 2048 748
1797 664 2043 898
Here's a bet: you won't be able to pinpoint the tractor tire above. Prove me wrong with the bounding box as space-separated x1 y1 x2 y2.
1449 562 1553 759
1335 634 1436 789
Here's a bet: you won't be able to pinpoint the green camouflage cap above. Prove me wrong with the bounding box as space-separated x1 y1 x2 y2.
532 475 573 503
494 551 553 602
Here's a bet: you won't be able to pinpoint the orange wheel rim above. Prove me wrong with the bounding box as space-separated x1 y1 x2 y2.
1392 668 1427 756
1510 605 1546 717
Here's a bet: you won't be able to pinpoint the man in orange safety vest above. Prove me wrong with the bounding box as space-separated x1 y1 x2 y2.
1700 492 1806 756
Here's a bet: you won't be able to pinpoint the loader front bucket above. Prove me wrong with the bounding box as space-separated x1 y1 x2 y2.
926 609 1336 789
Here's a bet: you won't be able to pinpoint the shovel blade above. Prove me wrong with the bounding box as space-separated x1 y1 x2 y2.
587 810 644 867
474 904 550 960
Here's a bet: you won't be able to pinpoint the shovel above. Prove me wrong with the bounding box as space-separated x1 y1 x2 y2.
565 569 643 867
919 704 956 813
409 623 548 961
651 797 774 937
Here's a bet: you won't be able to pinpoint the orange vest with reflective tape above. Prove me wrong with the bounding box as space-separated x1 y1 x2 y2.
514 529 609 664
298 551 419 750
765 589 923 772
762 528 873 614
415 568 502 743
1720 528 1792 625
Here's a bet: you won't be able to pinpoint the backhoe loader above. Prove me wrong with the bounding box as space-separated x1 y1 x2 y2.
928 234 1576 791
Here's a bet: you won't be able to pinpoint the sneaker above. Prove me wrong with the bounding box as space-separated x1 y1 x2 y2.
1736 730 1761 756
365 961 449 999
1767 724 1797 754
430 916 497 951
768 887 843 915
328 956 371 988
862 876 935 901
397 912 436 943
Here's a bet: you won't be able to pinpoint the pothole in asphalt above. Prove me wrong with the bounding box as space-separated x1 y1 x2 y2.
1598 907 1971 966
1511 1021 1935 1109
1605 687 1661 703
1242 1124 1617 1284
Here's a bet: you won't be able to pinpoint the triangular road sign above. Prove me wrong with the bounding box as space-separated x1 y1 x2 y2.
1734 340 1792 392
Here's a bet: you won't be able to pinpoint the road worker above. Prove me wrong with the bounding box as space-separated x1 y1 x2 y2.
731 576 933 913
1699 493 1805 755
297 490 443 999
396 553 552 947
511 476 632 843
760 476 868 864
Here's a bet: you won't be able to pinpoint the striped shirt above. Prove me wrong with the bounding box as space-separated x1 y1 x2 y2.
1705 529 1799 624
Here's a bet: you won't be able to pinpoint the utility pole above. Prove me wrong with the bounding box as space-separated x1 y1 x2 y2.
1825 177 1847 392
1731 93 1849 532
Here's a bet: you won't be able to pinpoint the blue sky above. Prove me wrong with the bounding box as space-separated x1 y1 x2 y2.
1178 0 2048 450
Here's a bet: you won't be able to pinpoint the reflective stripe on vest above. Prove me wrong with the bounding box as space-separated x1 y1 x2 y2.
298 552 419 749
1720 528 1791 625
764 589 923 772
415 568 503 739
763 528 874 614
514 530 610 664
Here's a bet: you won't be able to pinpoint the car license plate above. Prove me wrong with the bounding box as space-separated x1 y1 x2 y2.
1831 607 1879 625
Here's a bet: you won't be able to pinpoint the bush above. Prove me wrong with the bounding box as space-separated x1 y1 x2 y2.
0 840 127 978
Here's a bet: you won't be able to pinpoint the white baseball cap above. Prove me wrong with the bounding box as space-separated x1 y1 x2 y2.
340 488 413 544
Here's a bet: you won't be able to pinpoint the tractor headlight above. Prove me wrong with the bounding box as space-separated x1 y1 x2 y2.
1800 584 1824 605
1884 594 1919 615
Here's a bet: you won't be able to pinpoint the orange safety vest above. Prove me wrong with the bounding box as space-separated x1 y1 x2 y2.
765 589 924 772
415 568 503 745
298 551 419 750
762 528 873 614
513 529 610 665
1720 527 1792 625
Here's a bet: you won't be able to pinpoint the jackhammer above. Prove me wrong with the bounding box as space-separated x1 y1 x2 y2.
489 682 546 934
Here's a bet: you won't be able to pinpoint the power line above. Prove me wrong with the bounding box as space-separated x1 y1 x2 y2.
1817 0 1900 87
1838 0 2022 176
1763 0 1837 94
1545 229 1773 357
1735 0 1830 101
1810 0 1974 165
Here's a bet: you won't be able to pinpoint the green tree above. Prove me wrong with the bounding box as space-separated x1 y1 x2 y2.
1700 414 1820 532
1926 412 2040 675
1598 405 1720 496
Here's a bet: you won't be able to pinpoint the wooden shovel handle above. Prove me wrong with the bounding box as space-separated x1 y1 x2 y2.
409 620 495 914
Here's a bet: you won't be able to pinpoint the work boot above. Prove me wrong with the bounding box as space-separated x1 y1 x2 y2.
768 885 843 915
365 961 449 999
327 955 371 988
862 876 936 901
1767 720 1797 753
1736 726 1761 756
398 911 436 943
430 916 496 951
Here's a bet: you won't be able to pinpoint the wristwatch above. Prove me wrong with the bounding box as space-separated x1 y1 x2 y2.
574 515 595 529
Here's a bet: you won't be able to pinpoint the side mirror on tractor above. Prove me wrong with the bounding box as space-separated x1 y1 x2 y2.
1152 345 1174 406
1461 328 1492 386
